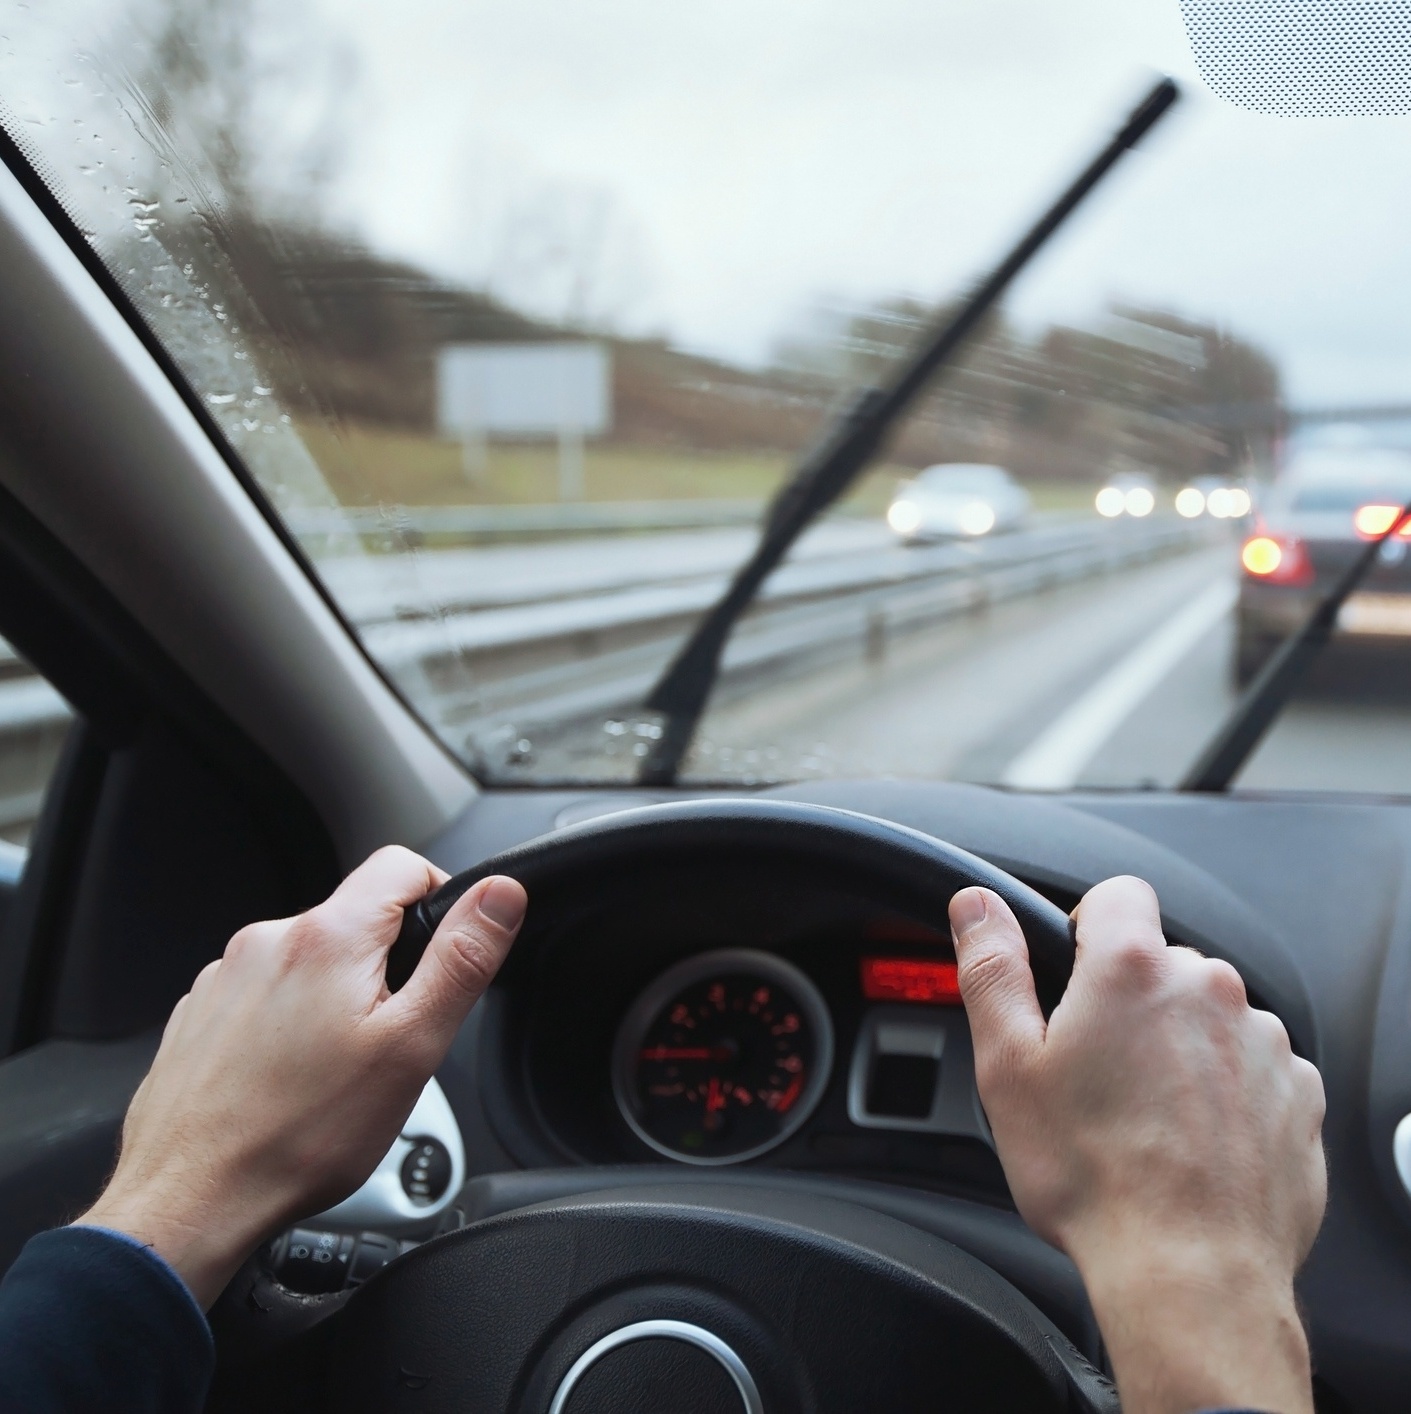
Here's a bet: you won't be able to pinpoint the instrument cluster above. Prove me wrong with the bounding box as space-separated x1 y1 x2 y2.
611 949 835 1164
496 911 1004 1194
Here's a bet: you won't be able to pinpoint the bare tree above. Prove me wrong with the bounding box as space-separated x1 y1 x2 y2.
119 0 356 222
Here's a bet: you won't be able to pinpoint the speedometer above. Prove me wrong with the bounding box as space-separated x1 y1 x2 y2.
611 949 834 1165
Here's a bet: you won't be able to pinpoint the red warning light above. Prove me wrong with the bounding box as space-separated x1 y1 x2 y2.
861 957 962 1005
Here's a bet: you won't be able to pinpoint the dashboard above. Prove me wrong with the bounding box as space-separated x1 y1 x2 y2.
485 902 999 1192
299 777 1411 1413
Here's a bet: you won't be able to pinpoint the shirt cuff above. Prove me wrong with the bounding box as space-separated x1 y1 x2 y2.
0 1224 214 1413
69 1224 209 1322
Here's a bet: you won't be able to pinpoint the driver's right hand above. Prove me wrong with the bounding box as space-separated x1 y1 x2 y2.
950 876 1326 1414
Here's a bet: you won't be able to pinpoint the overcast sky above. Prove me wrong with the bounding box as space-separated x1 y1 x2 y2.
297 0 1411 404
15 0 1411 405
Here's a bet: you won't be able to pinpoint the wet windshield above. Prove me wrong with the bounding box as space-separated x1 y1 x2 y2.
7 1 1411 793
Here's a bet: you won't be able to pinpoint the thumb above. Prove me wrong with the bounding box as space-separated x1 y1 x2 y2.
388 875 526 1052
950 887 1046 1075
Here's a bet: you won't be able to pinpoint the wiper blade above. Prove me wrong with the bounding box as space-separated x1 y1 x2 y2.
637 77 1181 786
1182 501 1411 790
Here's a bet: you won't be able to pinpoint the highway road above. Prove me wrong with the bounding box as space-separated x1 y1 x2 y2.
7 512 1411 842
683 543 1411 796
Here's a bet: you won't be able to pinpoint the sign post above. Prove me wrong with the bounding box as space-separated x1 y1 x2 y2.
436 342 612 501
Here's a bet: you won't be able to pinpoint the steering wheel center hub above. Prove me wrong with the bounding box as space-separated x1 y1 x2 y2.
320 1183 1113 1413
549 1320 762 1414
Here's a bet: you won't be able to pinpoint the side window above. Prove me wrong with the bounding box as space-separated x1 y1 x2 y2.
0 635 71 849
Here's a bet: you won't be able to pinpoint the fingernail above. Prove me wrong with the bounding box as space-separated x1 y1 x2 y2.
950 888 988 937
477 876 526 930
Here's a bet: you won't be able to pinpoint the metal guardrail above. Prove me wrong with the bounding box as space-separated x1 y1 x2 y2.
285 499 770 540
0 511 1216 836
359 514 1215 758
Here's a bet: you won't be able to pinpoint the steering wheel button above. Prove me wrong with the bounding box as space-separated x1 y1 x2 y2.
400 1136 453 1204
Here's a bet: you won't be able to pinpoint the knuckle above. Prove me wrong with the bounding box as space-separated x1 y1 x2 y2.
224 920 276 963
1084 874 1160 917
366 844 428 884
1293 1056 1327 1121
280 911 334 964
1200 958 1249 1011
1251 1004 1292 1049
1104 935 1165 988
956 945 1015 1007
1112 874 1160 908
368 843 418 868
190 959 221 991
439 923 501 999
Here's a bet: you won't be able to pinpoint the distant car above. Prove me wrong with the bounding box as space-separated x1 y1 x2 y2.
1175 475 1253 521
886 463 1030 542
1094 471 1157 518
1235 447 1411 683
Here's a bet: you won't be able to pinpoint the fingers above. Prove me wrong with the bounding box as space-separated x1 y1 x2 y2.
1070 875 1166 973
388 875 526 1054
306 846 448 961
951 887 1045 1076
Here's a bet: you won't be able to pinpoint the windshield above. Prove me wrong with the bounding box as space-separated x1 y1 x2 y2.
7 1 1411 794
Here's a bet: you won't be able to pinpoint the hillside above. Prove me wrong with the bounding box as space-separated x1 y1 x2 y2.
200 217 1282 504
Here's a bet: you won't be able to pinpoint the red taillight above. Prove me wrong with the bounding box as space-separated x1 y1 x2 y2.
1353 504 1411 540
1241 533 1313 586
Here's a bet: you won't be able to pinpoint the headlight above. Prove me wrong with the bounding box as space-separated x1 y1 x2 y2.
1175 487 1205 518
958 500 996 536
887 499 922 534
1226 487 1251 517
1095 486 1125 517
1206 487 1234 518
1124 486 1155 517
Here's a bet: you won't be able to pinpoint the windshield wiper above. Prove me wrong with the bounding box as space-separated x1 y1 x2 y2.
637 77 1180 786
1182 500 1411 790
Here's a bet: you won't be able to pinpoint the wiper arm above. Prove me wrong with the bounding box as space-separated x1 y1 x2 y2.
638 77 1181 786
1182 500 1411 790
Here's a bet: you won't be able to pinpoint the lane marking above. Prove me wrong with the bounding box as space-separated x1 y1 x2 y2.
1000 579 1236 791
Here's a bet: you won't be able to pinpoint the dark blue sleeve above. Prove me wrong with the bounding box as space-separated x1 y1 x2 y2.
0 1225 213 1413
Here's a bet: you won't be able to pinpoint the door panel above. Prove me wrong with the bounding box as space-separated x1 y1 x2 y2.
0 1034 157 1271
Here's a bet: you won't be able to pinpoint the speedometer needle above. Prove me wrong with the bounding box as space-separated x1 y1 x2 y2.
640 1046 733 1062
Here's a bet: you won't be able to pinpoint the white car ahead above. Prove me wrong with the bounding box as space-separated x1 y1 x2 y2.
887 463 1031 542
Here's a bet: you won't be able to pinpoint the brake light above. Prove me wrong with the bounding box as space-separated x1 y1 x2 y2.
1241 533 1313 585
1353 504 1411 540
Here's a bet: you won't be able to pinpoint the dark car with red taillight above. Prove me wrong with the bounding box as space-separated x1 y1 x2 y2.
1236 448 1411 683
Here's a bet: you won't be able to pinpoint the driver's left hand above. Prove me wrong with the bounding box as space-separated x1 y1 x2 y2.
78 846 526 1308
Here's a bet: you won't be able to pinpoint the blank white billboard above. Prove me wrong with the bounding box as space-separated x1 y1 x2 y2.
437 341 612 437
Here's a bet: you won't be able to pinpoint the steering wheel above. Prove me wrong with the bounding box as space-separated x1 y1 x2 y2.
227 800 1109 1413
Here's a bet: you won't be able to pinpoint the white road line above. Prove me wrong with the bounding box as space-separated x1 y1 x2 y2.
1000 579 1237 790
